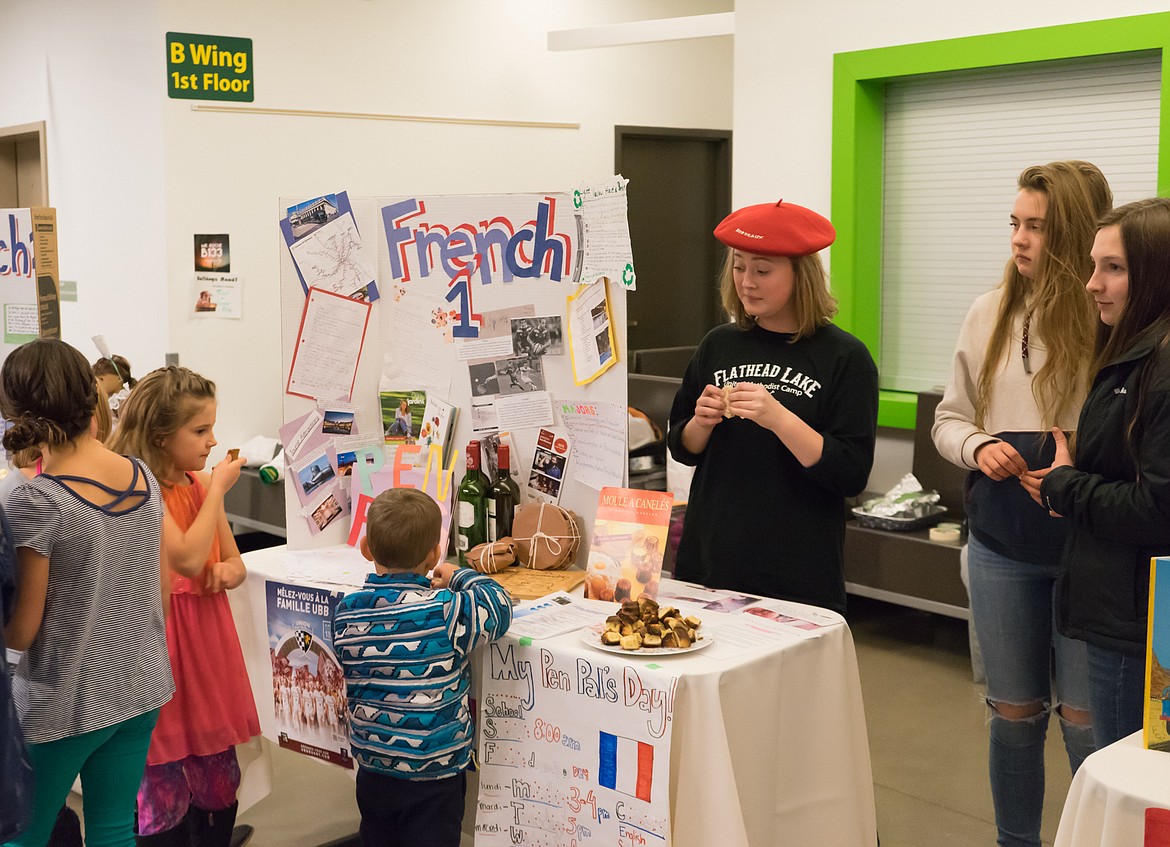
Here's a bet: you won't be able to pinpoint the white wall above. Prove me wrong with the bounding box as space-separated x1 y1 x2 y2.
161 0 734 451
0 0 731 452
732 0 1170 493
0 0 168 380
7 0 1163 491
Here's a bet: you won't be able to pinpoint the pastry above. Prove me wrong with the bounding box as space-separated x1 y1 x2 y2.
597 599 702 651
722 383 735 418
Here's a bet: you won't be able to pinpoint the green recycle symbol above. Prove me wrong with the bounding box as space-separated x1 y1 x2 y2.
573 189 583 209
622 263 635 286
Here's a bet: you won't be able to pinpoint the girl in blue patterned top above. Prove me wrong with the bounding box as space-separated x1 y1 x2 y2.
0 339 173 847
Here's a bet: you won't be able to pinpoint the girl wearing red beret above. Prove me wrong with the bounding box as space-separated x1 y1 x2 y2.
667 200 878 616
933 161 1111 846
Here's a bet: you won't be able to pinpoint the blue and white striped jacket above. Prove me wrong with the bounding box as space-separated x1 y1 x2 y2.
333 568 512 780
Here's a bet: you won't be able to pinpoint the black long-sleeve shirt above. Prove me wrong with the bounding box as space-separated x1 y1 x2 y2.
668 323 878 614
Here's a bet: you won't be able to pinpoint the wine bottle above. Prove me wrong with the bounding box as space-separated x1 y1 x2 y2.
456 440 489 565
487 443 521 542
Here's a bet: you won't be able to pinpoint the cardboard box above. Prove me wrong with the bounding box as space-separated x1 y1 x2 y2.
30 206 60 339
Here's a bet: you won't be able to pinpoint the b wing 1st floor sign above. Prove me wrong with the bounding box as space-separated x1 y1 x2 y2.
166 32 254 102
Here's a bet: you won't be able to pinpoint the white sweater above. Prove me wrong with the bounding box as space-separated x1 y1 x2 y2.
932 288 1082 470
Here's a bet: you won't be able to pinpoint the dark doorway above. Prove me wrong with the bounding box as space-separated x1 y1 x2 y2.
616 126 731 353
0 122 47 207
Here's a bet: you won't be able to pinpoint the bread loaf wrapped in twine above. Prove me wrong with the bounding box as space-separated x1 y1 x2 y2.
512 502 581 570
466 539 517 574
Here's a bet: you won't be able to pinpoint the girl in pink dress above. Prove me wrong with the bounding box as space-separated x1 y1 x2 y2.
108 367 260 847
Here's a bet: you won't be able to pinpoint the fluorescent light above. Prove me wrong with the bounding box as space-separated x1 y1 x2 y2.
548 13 733 51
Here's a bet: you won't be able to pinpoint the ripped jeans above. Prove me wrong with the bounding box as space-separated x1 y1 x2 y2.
967 534 1094 847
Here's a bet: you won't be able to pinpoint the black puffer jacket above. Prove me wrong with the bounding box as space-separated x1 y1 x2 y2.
1042 329 1170 655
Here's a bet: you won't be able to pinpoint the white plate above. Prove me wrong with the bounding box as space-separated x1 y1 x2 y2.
579 622 712 656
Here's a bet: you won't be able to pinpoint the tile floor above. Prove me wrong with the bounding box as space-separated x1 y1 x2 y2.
850 596 1072 846
222 597 1076 845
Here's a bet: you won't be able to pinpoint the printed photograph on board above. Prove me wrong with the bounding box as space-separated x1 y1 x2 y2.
380 390 425 444
495 355 546 396
311 493 344 532
286 194 340 240
469 362 500 397
321 409 355 435
510 315 564 357
297 455 336 496
194 233 230 273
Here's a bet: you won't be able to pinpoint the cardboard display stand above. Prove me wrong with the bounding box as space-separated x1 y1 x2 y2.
0 207 60 360
277 186 632 555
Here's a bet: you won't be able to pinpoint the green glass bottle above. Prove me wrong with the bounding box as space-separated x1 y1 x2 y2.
487 444 521 542
456 440 489 565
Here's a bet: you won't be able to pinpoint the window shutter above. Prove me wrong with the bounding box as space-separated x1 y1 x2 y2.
880 51 1160 392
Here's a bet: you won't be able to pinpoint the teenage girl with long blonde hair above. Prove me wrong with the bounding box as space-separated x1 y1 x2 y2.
933 161 1112 847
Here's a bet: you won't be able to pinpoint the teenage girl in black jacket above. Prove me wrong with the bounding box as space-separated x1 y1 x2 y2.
1027 197 1170 747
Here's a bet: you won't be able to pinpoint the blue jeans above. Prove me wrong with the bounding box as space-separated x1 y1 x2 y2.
1085 642 1144 749
967 535 1094 847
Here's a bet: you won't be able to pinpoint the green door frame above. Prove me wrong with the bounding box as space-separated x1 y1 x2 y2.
830 12 1170 429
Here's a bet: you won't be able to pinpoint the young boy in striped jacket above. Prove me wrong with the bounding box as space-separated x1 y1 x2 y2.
333 487 512 847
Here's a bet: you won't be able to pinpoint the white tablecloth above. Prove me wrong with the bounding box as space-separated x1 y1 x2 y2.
1055 731 1170 847
232 545 877 847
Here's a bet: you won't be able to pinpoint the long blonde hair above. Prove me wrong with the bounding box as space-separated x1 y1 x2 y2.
107 366 216 482
974 161 1112 431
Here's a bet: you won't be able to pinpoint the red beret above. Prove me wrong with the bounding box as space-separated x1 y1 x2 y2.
714 200 836 257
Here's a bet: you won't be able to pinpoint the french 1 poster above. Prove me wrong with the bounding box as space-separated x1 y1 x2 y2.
265 580 354 768
476 639 676 846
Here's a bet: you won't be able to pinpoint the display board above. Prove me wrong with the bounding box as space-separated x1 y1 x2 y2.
277 181 634 553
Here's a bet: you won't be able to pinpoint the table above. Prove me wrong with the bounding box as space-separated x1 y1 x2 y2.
1055 731 1170 847
232 545 877 847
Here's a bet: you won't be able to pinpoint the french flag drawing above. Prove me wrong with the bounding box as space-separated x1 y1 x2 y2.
598 732 654 802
